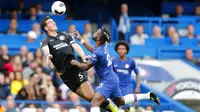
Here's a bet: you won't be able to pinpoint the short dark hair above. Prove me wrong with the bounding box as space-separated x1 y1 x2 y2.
115 40 130 54
40 16 51 32
100 27 111 43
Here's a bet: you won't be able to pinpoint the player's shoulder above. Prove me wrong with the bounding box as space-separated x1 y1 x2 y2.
59 32 72 38
127 57 135 62
40 37 49 47
41 37 49 43
112 57 118 62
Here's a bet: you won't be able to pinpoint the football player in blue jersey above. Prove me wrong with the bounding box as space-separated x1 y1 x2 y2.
113 40 140 112
71 28 160 112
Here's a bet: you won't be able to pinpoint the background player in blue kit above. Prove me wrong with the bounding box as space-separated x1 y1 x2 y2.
113 41 140 112
71 28 160 112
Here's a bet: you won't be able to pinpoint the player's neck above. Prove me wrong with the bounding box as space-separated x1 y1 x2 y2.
48 31 57 37
96 41 102 47
119 56 126 61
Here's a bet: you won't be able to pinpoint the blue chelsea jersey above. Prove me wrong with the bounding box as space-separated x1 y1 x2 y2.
112 57 139 85
89 44 117 80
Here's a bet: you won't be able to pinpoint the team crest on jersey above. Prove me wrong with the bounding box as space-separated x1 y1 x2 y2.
125 64 129 68
59 35 65 40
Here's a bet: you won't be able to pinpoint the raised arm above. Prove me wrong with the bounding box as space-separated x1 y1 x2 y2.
71 42 87 62
73 30 94 52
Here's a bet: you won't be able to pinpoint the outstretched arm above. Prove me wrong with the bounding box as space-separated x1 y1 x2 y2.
73 30 94 52
70 59 93 71
71 42 87 62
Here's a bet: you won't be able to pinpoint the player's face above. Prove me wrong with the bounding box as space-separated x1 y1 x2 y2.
92 29 101 41
45 19 58 32
117 45 127 57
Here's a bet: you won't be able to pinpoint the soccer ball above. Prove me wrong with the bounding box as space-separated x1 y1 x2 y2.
51 1 66 15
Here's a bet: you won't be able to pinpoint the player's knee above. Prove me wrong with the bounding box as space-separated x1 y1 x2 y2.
84 92 94 101
113 97 125 107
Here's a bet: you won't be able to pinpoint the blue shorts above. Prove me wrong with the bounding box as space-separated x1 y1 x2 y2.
120 84 134 108
96 76 122 99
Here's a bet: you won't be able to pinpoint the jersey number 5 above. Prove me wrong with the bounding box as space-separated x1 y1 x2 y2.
106 54 112 67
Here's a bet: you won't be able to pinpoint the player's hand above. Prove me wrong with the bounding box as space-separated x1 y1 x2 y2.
70 59 77 66
73 30 82 41
82 55 91 62
134 87 140 94
45 54 53 64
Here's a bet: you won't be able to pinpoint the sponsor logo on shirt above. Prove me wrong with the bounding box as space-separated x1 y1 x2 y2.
59 35 65 40
116 69 129 74
125 64 129 68
53 43 68 50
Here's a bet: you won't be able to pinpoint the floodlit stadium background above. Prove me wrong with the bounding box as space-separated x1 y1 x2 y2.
0 0 200 112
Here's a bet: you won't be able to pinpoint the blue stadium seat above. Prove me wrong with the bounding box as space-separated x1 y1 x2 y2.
18 20 37 33
0 20 9 32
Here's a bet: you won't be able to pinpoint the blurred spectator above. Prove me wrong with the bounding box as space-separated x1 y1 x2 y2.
67 90 80 105
6 95 14 101
82 23 92 44
18 0 24 14
145 106 153 111
10 55 23 72
44 76 56 102
171 4 184 17
187 24 196 38
0 45 10 75
23 60 38 80
27 31 37 42
35 67 48 87
66 24 76 35
10 72 28 96
185 49 197 64
38 87 46 101
0 104 5 112
35 3 44 15
55 88 62 101
152 25 164 38
167 26 176 37
20 45 28 64
118 3 130 40
130 25 149 45
5 18 21 35
35 49 42 66
25 73 40 100
136 106 145 112
5 75 12 85
23 52 35 67
31 23 41 36
195 6 200 16
6 100 16 112
75 105 87 112
0 73 10 99
10 9 18 19
41 56 55 75
171 32 181 45
15 87 28 100
23 7 39 20
37 108 44 112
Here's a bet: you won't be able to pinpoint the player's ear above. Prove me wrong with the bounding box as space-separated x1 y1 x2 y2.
44 26 48 31
97 36 101 41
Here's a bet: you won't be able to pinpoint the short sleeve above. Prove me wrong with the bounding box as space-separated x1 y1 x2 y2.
67 34 76 45
40 39 48 48
131 59 139 74
89 53 98 65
